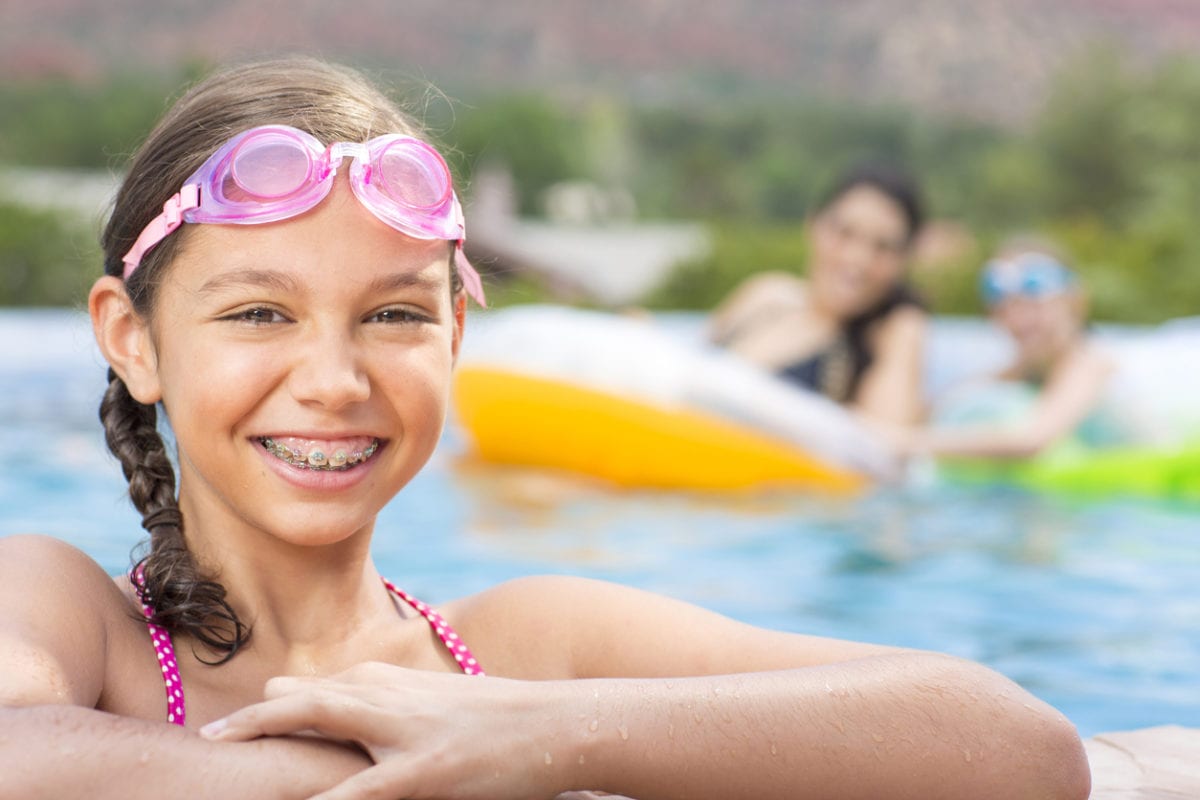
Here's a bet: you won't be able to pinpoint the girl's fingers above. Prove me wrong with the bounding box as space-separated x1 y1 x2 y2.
201 688 379 743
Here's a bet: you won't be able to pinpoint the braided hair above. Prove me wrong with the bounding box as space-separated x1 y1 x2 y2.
98 57 451 662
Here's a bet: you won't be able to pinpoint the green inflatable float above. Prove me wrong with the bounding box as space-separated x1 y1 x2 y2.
935 381 1200 501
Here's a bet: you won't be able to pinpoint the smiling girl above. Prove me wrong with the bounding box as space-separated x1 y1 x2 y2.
0 58 1089 800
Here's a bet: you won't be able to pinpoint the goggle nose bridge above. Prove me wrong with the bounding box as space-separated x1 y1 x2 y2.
320 141 377 183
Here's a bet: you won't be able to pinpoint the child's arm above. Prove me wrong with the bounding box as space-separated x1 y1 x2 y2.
0 705 369 799
0 535 370 798
913 346 1114 460
209 576 1091 800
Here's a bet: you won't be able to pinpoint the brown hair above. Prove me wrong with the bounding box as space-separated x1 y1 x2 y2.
99 57 461 662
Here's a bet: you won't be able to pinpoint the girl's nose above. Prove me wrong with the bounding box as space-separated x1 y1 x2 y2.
287 326 371 410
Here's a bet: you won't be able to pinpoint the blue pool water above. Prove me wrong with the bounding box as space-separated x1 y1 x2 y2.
1 308 1197 738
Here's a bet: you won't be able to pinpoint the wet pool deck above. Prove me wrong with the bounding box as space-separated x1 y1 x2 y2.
1086 726 1200 798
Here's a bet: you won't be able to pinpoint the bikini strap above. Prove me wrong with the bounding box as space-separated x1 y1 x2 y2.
133 574 483 728
381 577 485 676
130 567 187 727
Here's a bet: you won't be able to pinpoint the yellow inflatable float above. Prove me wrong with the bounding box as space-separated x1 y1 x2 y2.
452 306 896 493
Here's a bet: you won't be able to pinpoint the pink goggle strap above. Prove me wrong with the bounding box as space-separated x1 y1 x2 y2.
122 185 201 279
455 245 486 308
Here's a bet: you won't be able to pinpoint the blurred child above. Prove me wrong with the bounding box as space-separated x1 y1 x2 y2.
902 243 1123 460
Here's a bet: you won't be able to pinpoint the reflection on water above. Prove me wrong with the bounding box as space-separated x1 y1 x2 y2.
1 308 1197 737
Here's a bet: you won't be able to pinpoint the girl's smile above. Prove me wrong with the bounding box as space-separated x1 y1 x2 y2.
258 435 381 471
255 435 384 491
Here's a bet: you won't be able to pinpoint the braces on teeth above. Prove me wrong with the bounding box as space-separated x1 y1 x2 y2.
260 437 379 471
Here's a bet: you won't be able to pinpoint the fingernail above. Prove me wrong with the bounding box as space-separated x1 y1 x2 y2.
199 718 228 739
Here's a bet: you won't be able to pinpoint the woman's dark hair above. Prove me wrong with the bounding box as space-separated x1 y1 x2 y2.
99 57 455 663
814 160 925 246
815 160 928 401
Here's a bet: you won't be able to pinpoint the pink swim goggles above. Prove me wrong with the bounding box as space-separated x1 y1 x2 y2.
122 124 485 305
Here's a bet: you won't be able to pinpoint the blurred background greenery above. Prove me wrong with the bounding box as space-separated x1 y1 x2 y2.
2 14 1199 322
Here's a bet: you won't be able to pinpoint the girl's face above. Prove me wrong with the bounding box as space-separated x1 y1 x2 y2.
991 291 1085 368
806 185 911 319
141 179 463 549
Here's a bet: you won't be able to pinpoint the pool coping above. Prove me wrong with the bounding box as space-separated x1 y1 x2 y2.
1086 725 1200 798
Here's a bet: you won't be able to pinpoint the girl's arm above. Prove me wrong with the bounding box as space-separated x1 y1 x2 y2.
913 346 1114 460
0 535 370 799
852 306 928 425
0 705 368 800
209 576 1091 800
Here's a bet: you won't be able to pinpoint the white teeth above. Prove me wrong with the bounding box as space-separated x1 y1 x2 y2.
261 438 379 471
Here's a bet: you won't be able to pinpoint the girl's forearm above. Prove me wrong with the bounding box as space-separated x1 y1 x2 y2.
0 704 369 799
556 653 1089 800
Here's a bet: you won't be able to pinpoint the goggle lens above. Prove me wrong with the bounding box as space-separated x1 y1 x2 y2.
982 255 1075 306
229 135 313 200
374 140 451 210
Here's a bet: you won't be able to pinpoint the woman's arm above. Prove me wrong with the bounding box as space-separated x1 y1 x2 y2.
913 345 1114 460
0 535 370 799
852 305 928 425
209 576 1091 800
706 271 805 347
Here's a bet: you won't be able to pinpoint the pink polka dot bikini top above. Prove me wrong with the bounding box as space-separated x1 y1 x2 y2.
131 570 484 727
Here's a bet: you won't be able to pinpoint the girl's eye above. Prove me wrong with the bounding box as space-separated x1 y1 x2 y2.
370 308 430 324
226 307 287 325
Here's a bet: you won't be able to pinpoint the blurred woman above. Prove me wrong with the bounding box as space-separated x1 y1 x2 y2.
708 162 928 425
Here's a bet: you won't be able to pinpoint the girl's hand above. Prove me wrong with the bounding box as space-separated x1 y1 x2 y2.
201 662 591 800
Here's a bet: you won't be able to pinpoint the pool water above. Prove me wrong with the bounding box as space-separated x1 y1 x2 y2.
1 308 1197 737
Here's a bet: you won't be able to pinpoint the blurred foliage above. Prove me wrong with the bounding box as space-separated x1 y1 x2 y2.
0 73 180 169
0 201 99 306
2 47 1200 321
437 94 590 215
643 222 811 310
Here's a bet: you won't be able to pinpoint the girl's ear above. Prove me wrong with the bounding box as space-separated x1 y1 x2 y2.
89 276 163 404
450 292 467 365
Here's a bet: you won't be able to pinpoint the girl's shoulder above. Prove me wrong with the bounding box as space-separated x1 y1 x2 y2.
441 575 897 681
0 533 132 606
0 534 140 707
444 575 700 679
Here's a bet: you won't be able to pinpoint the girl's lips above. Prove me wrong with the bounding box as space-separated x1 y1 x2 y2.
258 436 381 471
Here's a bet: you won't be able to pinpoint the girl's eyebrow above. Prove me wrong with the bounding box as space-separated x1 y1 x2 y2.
198 269 298 295
366 272 444 295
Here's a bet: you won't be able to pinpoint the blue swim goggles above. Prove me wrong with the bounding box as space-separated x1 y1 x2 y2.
980 253 1076 306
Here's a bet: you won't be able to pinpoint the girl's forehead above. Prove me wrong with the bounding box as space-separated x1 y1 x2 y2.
168 198 452 290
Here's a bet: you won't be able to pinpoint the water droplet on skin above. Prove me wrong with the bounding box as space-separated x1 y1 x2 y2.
963 749 972 763
588 718 599 732
578 754 586 765
618 724 629 741
770 742 778 756
667 723 675 739
544 752 553 766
